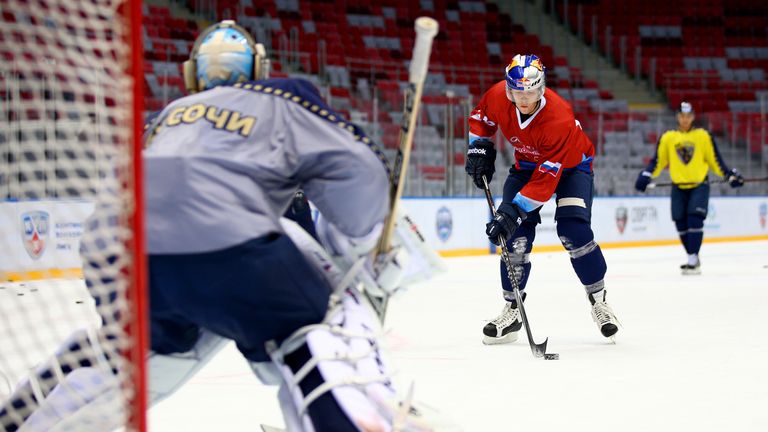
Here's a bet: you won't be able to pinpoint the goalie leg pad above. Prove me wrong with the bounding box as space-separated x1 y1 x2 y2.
22 367 122 432
1 328 121 432
267 288 458 432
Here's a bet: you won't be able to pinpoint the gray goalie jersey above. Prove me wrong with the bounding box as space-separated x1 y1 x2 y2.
143 78 390 254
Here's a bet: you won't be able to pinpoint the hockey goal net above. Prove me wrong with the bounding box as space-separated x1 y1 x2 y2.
1 0 146 430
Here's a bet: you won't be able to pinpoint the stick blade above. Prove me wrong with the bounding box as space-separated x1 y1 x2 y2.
531 338 548 358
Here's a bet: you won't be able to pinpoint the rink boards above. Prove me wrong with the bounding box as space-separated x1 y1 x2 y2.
1 196 767 279
402 195 768 255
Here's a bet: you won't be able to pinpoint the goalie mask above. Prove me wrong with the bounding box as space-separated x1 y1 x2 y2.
505 54 546 96
183 20 270 93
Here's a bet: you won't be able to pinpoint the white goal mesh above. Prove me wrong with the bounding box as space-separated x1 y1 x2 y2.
0 0 145 430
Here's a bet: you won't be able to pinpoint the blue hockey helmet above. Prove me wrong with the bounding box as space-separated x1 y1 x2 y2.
183 20 269 93
505 54 546 92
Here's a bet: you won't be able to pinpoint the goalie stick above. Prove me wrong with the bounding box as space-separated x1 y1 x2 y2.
481 176 558 360
368 16 439 321
648 176 768 189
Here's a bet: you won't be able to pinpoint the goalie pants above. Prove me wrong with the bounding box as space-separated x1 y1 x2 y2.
148 234 331 362
499 167 607 301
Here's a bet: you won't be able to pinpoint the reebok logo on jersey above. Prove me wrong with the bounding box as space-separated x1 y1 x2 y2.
467 148 487 155
538 160 562 177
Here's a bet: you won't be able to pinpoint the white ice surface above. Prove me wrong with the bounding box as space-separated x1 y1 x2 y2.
149 240 768 431
3 241 767 431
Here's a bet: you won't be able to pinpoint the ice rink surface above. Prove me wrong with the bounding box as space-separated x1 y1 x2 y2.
1 241 766 431
149 240 768 431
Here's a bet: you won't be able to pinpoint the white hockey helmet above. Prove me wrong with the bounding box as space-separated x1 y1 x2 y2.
505 54 546 94
677 101 694 114
183 20 270 93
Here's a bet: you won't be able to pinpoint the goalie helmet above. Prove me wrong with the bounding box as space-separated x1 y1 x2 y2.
505 54 546 93
183 20 270 93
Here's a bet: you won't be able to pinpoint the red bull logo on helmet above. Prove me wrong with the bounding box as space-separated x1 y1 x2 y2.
505 54 545 91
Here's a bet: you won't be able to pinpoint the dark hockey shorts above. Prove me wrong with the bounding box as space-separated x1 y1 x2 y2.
671 183 709 221
148 234 331 362
502 167 594 224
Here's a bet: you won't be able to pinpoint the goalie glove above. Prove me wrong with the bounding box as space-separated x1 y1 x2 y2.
315 213 382 266
315 214 410 297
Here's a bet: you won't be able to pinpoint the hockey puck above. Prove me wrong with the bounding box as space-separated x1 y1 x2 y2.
544 353 559 360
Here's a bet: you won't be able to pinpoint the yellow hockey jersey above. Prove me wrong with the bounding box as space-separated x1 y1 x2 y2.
646 128 731 189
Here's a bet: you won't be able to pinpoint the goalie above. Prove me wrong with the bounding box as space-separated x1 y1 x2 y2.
0 21 453 431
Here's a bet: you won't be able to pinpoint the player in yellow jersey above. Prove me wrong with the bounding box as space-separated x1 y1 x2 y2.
634 102 744 274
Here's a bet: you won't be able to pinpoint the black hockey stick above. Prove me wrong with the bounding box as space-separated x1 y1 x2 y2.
648 176 768 188
481 176 557 360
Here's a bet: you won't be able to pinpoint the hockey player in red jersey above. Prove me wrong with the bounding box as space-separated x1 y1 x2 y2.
465 54 620 344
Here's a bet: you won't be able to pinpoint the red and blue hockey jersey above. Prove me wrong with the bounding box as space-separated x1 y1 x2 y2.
468 82 595 212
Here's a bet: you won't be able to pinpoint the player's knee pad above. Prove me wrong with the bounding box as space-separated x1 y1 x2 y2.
674 219 688 234
266 287 457 432
556 217 595 249
148 329 228 405
687 214 704 230
500 223 534 300
557 218 606 288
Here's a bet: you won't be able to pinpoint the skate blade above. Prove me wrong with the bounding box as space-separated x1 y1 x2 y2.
482 332 519 345
681 268 701 275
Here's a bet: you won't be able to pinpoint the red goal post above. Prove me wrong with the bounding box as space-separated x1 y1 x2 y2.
0 0 147 430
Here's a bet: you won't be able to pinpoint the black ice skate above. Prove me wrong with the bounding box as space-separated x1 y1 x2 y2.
680 257 701 275
482 301 523 345
589 291 619 339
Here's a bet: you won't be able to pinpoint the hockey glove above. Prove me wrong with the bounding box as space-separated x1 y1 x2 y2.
316 213 381 268
634 170 652 192
315 214 408 296
465 139 497 189
727 168 744 188
486 202 526 246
